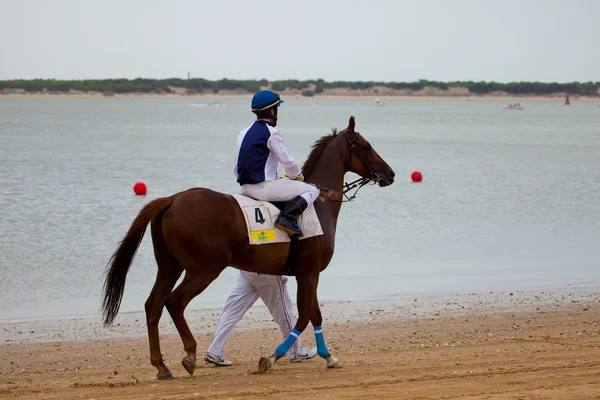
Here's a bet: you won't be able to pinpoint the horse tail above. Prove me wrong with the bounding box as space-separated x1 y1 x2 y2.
101 196 174 327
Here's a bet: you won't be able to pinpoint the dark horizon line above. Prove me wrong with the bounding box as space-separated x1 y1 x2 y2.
2 77 600 85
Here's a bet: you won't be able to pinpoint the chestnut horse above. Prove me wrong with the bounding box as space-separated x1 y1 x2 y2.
101 116 395 379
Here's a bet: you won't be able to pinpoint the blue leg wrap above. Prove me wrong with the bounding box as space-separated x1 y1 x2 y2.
274 329 300 357
314 325 330 357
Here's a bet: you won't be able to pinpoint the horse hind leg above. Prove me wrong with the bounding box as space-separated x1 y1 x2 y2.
145 256 183 380
164 267 224 376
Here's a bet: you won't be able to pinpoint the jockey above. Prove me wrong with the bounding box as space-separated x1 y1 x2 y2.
233 90 319 236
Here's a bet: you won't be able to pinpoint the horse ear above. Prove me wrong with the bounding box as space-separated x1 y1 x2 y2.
348 116 355 132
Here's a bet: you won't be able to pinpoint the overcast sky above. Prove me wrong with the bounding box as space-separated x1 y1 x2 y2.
1 0 598 83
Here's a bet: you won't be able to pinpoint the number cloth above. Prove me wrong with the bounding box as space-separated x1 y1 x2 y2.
232 194 323 245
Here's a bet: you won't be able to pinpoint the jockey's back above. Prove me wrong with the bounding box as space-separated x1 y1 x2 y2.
234 119 299 185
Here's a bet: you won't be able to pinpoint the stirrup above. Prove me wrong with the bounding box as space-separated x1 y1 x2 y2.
275 216 304 237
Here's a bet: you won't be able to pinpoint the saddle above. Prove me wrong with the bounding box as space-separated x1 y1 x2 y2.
232 194 324 275
232 194 323 245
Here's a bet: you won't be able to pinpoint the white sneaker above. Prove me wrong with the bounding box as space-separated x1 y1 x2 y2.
289 347 318 362
204 352 232 366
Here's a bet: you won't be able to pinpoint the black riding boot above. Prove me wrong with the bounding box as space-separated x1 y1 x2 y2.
275 196 308 237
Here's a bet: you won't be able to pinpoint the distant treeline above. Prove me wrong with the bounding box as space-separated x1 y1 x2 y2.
1 78 599 96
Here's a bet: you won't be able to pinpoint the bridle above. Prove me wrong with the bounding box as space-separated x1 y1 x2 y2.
316 130 382 203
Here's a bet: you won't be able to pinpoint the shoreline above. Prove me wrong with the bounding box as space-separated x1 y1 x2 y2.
2 92 599 102
2 285 598 344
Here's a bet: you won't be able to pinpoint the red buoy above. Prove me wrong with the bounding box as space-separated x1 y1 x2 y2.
133 181 147 195
411 171 422 182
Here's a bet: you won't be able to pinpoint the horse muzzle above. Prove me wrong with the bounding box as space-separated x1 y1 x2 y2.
374 169 395 187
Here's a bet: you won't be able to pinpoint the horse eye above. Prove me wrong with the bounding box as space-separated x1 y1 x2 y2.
365 144 371 150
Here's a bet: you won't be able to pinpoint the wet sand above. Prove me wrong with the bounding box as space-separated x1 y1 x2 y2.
1 286 599 399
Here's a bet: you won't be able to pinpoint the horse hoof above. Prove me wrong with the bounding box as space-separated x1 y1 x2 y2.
182 357 196 376
258 356 273 373
157 371 174 380
326 355 342 369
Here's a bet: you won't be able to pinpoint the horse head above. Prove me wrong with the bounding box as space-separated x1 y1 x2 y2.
341 116 395 187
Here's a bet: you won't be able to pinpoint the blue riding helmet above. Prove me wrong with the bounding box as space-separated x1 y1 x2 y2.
251 90 284 113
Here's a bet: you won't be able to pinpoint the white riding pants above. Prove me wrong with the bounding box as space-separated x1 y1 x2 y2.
241 179 319 205
207 271 303 359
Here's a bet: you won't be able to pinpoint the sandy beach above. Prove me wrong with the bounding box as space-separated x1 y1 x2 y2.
1 286 599 399
2 93 599 102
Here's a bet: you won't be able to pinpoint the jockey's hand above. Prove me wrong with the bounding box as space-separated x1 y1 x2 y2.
285 173 304 182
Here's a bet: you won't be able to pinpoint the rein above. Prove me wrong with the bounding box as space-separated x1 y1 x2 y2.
341 176 372 202
315 176 372 203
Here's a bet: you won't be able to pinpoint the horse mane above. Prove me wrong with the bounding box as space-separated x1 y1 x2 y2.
302 128 340 178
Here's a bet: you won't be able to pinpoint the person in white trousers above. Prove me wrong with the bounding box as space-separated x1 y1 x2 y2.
204 271 317 366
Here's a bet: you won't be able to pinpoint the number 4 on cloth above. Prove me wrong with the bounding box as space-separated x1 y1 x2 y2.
243 205 276 243
255 207 266 224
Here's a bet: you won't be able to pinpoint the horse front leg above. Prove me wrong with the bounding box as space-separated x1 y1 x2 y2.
310 291 342 368
257 274 315 373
